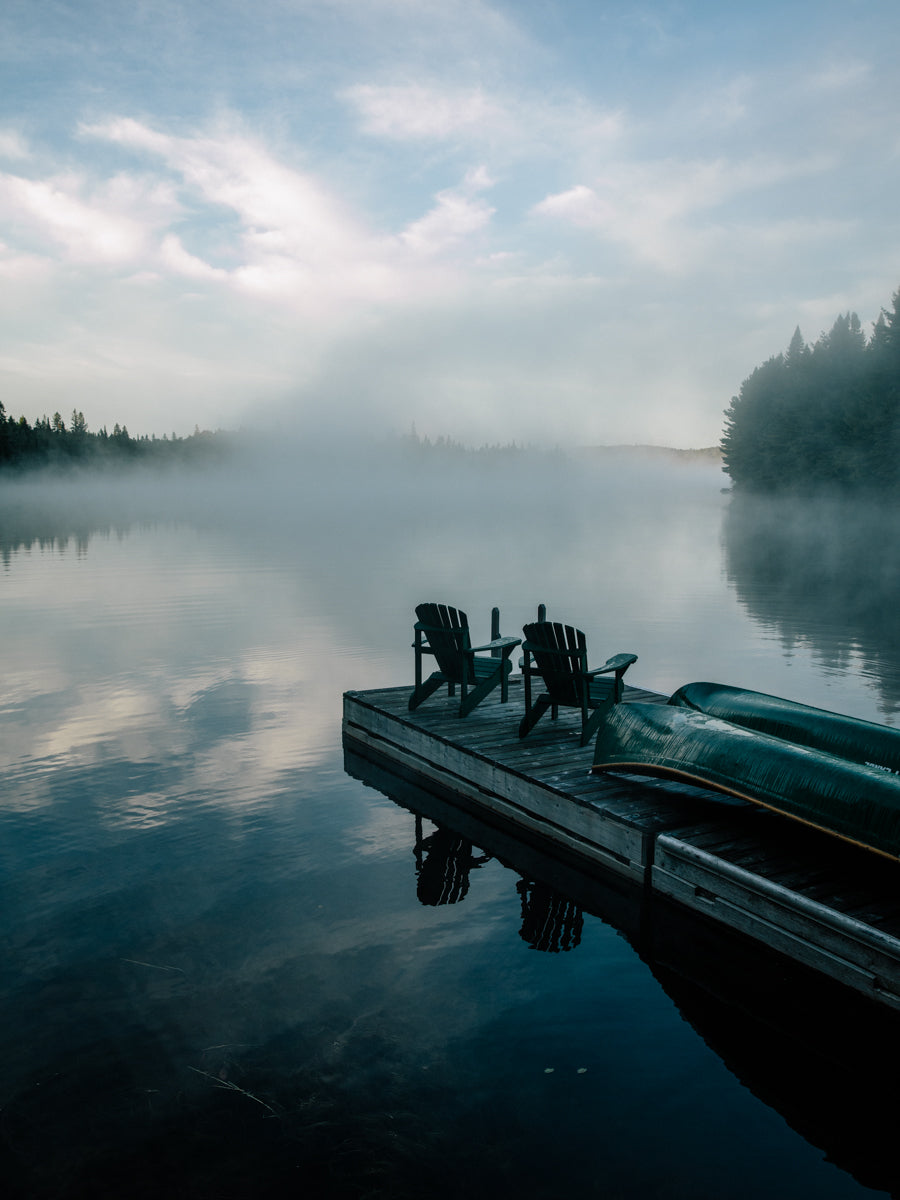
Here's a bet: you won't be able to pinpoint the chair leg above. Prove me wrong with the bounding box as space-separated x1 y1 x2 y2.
518 694 552 738
459 664 505 717
580 693 617 747
409 674 444 712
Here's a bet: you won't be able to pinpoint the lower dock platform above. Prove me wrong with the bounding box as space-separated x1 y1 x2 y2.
343 677 900 1009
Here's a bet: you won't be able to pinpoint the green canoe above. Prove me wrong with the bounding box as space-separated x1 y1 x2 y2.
669 682 900 774
592 701 900 861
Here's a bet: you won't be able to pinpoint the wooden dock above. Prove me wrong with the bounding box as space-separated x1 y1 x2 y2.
343 677 900 1010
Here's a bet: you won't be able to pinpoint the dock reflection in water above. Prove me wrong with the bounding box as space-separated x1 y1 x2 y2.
347 746 900 1200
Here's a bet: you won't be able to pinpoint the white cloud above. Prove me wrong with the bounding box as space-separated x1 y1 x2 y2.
0 130 30 159
343 83 504 141
86 118 358 263
77 119 386 312
160 233 227 281
75 118 503 309
400 166 495 255
342 79 623 166
0 171 166 264
533 153 836 271
533 184 608 225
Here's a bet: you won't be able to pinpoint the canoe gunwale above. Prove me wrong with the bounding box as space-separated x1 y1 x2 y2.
595 759 900 863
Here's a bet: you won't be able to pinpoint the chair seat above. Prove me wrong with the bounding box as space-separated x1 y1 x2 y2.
426 655 513 686
584 675 619 705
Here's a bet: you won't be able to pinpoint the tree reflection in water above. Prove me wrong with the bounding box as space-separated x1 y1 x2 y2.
724 492 900 717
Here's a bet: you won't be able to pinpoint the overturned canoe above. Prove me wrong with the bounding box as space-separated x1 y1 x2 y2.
592 702 900 861
669 682 900 774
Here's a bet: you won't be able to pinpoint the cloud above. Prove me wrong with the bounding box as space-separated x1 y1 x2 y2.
79 118 497 310
159 233 227 281
342 83 505 141
0 169 174 264
399 167 495 255
85 117 357 263
532 152 836 271
0 130 30 160
342 79 623 165
0 112 518 434
75 119 390 310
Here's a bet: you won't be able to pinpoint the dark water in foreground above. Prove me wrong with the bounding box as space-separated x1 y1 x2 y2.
1 452 899 1198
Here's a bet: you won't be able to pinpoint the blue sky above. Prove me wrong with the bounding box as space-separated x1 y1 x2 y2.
1 0 898 446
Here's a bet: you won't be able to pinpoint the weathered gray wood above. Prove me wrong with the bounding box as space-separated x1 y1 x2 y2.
653 835 900 1007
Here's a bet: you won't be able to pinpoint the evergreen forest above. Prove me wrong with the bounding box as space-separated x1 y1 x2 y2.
0 406 233 473
721 285 900 492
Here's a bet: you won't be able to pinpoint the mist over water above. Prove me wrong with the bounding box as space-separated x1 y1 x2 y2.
2 442 899 1198
3 439 894 717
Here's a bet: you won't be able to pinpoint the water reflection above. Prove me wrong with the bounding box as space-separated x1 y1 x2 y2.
3 458 900 1198
411 813 584 950
348 747 900 1199
413 815 491 905
516 880 584 953
724 493 900 716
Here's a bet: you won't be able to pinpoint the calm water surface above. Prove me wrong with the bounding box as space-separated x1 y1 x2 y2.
2 450 899 1198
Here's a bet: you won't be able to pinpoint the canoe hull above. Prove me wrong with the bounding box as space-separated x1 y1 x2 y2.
669 682 900 774
592 702 900 861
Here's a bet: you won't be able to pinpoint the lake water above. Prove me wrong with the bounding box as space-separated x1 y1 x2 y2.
2 446 899 1199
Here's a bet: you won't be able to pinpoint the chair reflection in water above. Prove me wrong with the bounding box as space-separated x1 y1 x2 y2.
516 879 583 952
414 816 491 906
409 603 520 718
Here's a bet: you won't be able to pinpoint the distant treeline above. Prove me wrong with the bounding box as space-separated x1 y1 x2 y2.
401 428 527 458
0 405 233 472
721 285 900 492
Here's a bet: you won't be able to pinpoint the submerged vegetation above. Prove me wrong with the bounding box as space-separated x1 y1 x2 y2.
0 404 233 472
721 285 900 493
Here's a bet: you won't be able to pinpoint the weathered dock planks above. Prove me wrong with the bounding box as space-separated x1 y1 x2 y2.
343 676 900 1009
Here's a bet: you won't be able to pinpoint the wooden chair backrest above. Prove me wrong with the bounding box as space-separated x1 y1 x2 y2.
522 621 588 707
416 603 473 683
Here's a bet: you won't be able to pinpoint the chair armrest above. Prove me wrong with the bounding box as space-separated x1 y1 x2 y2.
584 653 638 678
470 636 521 653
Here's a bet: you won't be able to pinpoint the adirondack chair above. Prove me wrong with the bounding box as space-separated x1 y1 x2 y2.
519 621 637 746
410 603 521 718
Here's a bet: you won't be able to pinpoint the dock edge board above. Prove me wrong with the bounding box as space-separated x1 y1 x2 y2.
653 835 900 1008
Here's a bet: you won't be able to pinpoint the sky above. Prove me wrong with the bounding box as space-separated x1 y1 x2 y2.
1 0 899 448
